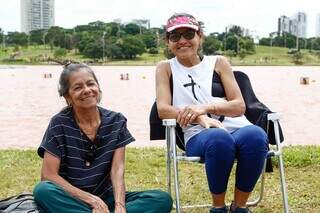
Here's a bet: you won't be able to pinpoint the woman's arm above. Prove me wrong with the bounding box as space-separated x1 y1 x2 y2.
110 147 126 213
155 61 181 119
41 151 109 213
209 56 245 116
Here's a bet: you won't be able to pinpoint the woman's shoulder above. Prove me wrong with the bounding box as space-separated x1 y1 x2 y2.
156 60 171 78
50 107 73 124
99 107 127 122
212 55 231 75
156 60 170 70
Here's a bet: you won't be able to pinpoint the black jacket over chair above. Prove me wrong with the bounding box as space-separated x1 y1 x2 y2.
149 70 284 172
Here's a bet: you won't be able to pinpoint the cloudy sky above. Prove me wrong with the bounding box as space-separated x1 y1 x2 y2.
1 0 320 37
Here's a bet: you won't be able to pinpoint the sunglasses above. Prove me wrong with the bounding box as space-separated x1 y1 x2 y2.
167 30 197 42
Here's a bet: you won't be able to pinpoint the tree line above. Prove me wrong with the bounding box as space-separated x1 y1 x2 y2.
1 21 320 61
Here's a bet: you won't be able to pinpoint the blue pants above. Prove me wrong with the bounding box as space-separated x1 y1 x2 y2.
186 125 268 194
33 181 172 213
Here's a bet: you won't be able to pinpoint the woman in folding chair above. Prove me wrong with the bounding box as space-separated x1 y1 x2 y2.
156 13 268 213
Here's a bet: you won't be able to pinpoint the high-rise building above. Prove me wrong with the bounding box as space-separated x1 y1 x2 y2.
21 0 55 34
277 12 307 38
316 14 320 37
294 12 307 38
278 16 291 35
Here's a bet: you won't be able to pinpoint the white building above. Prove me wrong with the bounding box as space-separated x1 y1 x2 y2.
21 0 55 34
278 16 291 35
277 12 307 38
316 14 320 37
294 12 307 38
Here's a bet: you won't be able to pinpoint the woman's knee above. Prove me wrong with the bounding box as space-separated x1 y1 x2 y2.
33 181 53 200
33 181 62 204
237 125 268 151
148 190 173 212
202 129 235 154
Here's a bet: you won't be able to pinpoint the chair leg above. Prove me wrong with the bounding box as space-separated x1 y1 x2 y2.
166 130 171 196
273 121 290 213
164 120 181 213
170 126 181 213
278 154 289 213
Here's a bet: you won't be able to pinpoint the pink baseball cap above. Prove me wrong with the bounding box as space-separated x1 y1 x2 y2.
166 14 200 32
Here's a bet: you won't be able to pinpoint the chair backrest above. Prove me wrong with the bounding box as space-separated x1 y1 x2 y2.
149 70 284 149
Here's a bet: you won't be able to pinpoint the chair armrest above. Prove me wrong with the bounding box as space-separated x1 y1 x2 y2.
267 112 281 121
162 119 177 127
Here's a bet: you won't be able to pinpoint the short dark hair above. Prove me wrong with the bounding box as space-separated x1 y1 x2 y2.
58 63 102 103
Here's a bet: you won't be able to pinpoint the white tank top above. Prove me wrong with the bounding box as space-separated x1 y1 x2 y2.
169 55 252 143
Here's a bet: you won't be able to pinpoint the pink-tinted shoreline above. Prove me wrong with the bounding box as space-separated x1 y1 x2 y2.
0 65 319 149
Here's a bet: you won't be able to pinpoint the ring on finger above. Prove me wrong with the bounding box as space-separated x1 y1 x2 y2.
187 113 192 117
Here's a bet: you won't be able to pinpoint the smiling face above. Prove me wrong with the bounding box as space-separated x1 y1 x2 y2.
167 28 203 60
65 68 100 110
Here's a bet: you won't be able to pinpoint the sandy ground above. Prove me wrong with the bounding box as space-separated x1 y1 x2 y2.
0 65 319 149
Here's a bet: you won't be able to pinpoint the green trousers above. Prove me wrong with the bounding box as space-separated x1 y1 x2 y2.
33 181 172 213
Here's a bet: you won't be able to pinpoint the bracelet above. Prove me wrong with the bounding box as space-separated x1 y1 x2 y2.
115 201 125 208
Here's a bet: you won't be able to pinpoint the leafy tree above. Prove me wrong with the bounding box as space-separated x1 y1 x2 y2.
140 33 157 49
105 22 121 37
285 35 296 49
202 35 222 55
124 23 140 35
46 26 66 48
226 35 238 53
29 29 46 45
83 41 103 59
0 28 3 44
77 32 95 53
311 37 320 50
74 25 93 32
6 32 28 46
88 21 106 31
259 37 270 46
107 43 123 59
119 36 145 59
240 37 255 53
228 25 243 37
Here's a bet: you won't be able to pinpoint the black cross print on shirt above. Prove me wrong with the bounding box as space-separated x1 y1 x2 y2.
183 74 225 122
183 74 200 101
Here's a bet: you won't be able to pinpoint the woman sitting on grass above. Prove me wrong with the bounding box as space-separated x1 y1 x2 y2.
33 63 172 213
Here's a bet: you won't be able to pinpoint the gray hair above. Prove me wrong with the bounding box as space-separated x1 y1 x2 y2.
58 63 102 103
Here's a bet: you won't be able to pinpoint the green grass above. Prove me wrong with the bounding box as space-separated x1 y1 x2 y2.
1 45 320 66
229 45 320 66
1 146 320 212
0 45 166 66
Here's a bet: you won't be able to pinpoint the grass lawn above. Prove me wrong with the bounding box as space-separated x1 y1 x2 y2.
1 146 319 212
1 45 320 66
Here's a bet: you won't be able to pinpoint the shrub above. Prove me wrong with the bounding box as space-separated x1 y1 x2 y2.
54 48 67 59
148 47 159 54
